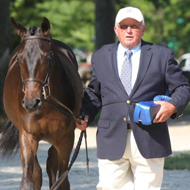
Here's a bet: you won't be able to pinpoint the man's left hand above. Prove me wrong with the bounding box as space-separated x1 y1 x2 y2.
153 101 176 123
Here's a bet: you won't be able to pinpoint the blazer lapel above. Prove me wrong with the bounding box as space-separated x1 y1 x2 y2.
130 41 153 97
107 42 127 93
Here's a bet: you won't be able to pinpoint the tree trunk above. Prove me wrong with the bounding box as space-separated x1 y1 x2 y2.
95 0 115 50
0 0 11 116
0 0 11 57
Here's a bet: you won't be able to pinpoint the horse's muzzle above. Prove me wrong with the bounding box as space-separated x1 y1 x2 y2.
22 98 42 112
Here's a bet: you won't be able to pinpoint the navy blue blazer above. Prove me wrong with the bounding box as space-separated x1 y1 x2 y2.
82 40 190 160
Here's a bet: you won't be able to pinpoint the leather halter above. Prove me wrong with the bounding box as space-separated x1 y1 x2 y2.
18 35 53 99
21 35 51 42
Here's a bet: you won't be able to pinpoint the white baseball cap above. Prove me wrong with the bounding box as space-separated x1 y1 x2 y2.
115 7 145 26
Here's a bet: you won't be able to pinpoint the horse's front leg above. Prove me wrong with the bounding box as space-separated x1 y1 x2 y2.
47 143 71 190
47 145 59 187
19 130 42 190
56 133 75 190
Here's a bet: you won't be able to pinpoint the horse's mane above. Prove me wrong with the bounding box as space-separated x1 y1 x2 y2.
56 51 76 111
53 39 80 112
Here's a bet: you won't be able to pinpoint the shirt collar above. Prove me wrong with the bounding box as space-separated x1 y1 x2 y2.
118 42 142 57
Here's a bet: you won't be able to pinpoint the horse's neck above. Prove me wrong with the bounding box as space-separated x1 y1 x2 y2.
50 58 75 111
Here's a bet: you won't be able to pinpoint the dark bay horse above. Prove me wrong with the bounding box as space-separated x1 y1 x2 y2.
0 17 83 190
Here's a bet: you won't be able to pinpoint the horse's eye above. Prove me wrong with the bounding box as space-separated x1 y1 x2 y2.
16 58 20 64
46 56 51 63
46 56 53 65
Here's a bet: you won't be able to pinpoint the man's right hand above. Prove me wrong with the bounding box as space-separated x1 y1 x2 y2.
76 115 89 131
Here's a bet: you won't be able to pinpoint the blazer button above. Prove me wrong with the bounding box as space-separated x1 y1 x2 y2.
126 100 131 104
123 117 127 121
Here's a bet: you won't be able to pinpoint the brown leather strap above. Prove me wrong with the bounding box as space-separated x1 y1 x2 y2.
22 36 51 42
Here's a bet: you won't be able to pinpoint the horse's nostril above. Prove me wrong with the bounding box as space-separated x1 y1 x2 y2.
22 99 42 112
33 99 41 109
22 100 25 106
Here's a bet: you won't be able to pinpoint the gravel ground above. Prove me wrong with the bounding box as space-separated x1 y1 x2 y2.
0 116 190 190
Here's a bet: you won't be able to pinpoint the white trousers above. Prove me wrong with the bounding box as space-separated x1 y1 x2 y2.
97 130 164 190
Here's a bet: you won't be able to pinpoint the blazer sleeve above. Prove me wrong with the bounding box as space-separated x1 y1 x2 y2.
165 50 190 118
81 54 102 124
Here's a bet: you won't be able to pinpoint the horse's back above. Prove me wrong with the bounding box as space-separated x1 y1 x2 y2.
53 39 78 69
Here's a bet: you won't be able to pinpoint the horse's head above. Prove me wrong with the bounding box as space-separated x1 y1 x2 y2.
12 17 54 113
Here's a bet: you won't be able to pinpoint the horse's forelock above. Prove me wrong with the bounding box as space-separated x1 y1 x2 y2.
29 26 38 36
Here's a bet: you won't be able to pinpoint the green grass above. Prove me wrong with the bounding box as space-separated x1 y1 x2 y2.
164 153 190 170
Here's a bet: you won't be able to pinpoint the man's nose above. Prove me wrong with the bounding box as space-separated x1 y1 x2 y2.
126 26 133 33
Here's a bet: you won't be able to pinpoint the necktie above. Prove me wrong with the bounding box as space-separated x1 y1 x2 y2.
120 50 133 95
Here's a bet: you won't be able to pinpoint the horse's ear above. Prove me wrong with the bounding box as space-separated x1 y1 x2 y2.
11 17 27 37
41 17 50 36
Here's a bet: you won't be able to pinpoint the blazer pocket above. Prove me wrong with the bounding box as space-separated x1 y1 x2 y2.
98 119 110 129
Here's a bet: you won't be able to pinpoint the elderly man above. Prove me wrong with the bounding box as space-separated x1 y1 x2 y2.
76 7 190 190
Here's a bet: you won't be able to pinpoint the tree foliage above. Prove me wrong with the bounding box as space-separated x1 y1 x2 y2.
163 0 190 56
8 0 190 56
10 0 95 51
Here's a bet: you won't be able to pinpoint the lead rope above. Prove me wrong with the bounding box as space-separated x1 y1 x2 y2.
43 95 89 190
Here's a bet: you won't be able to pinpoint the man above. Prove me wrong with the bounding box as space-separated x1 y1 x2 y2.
76 7 190 190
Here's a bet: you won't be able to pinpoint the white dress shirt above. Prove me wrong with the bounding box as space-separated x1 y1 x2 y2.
116 42 141 89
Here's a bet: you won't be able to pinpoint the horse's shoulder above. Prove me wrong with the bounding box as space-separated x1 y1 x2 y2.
53 39 78 70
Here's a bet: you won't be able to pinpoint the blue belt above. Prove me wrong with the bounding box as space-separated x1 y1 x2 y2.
134 95 171 125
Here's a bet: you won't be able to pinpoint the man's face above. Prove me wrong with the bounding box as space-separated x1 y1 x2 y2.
114 18 146 49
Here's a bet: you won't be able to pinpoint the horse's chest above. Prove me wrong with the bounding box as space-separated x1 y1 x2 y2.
23 115 73 138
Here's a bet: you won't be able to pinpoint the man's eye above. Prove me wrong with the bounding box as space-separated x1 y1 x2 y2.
119 24 140 30
120 25 128 29
131 24 138 29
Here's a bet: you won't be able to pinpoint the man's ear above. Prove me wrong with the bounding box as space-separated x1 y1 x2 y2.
114 26 119 37
142 25 146 35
